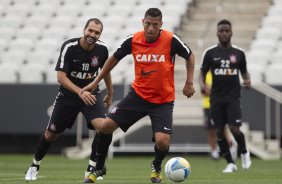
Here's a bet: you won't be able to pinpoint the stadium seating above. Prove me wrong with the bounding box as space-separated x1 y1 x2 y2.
8 0 282 86
245 0 282 84
0 0 190 83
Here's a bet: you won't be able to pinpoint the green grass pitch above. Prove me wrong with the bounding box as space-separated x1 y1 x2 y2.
0 154 281 184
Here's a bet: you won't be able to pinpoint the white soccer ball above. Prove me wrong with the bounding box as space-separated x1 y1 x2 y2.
165 157 191 182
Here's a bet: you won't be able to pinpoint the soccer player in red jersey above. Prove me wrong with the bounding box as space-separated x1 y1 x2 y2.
82 8 195 183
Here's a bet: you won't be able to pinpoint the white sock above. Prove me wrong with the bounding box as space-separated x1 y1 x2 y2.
33 158 41 165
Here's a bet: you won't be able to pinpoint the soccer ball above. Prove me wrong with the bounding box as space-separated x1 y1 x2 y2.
164 157 191 182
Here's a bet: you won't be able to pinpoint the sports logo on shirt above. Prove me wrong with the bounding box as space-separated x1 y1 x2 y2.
141 68 157 76
91 56 99 67
229 54 237 63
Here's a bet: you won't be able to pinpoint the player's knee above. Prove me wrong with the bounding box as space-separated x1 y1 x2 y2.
44 130 59 141
215 128 225 139
99 118 118 134
155 133 170 150
229 125 240 135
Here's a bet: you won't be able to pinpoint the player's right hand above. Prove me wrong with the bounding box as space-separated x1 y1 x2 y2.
79 90 96 105
200 84 209 95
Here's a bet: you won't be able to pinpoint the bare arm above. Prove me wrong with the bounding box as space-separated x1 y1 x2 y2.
82 55 119 93
199 70 209 95
57 71 96 105
182 53 195 98
241 71 251 89
103 72 113 108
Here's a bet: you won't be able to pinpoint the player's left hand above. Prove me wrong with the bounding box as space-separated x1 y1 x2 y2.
79 90 97 105
183 83 195 98
103 94 113 108
243 79 251 89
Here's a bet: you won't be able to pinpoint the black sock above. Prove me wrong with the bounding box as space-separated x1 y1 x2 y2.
233 131 247 154
34 135 52 161
217 138 234 163
90 133 99 162
153 144 169 170
95 133 112 170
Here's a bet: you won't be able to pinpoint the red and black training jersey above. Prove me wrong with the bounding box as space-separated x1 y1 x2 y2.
55 38 108 94
114 30 192 104
200 44 248 101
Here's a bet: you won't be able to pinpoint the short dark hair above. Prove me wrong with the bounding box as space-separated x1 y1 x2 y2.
84 18 103 31
217 19 232 27
144 8 162 21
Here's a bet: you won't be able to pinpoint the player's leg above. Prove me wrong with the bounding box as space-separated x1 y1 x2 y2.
25 92 80 181
84 90 146 183
149 102 173 183
204 108 219 160
83 92 108 179
227 99 251 169
83 117 116 183
224 125 238 161
151 132 170 183
25 130 59 181
211 101 237 173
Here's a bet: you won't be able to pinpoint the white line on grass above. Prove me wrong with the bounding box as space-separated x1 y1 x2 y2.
0 174 46 181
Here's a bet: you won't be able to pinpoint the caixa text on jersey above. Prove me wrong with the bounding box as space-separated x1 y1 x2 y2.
70 71 97 79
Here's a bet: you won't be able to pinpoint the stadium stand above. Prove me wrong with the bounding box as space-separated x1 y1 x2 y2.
0 0 192 84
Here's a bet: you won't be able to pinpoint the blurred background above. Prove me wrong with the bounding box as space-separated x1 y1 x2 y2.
0 0 281 160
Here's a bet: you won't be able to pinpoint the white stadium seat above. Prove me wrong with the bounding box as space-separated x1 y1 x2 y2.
249 39 276 54
255 27 281 42
33 38 60 54
24 15 49 30
0 15 23 29
18 63 45 83
45 63 58 84
261 15 282 31
5 4 31 17
0 63 19 83
8 38 34 53
80 4 107 19
30 4 56 18
109 4 132 19
248 64 264 82
269 50 282 64
26 50 53 66
0 39 7 54
48 15 73 29
265 63 282 85
42 27 68 42
246 50 270 67
12 0 36 6
55 4 82 17
16 26 41 42
0 50 27 65
0 27 15 41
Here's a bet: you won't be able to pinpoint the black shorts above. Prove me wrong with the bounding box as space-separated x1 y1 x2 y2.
210 98 242 128
203 108 214 129
47 91 106 133
108 88 174 134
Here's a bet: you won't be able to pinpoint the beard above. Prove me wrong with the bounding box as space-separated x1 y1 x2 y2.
86 36 97 45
